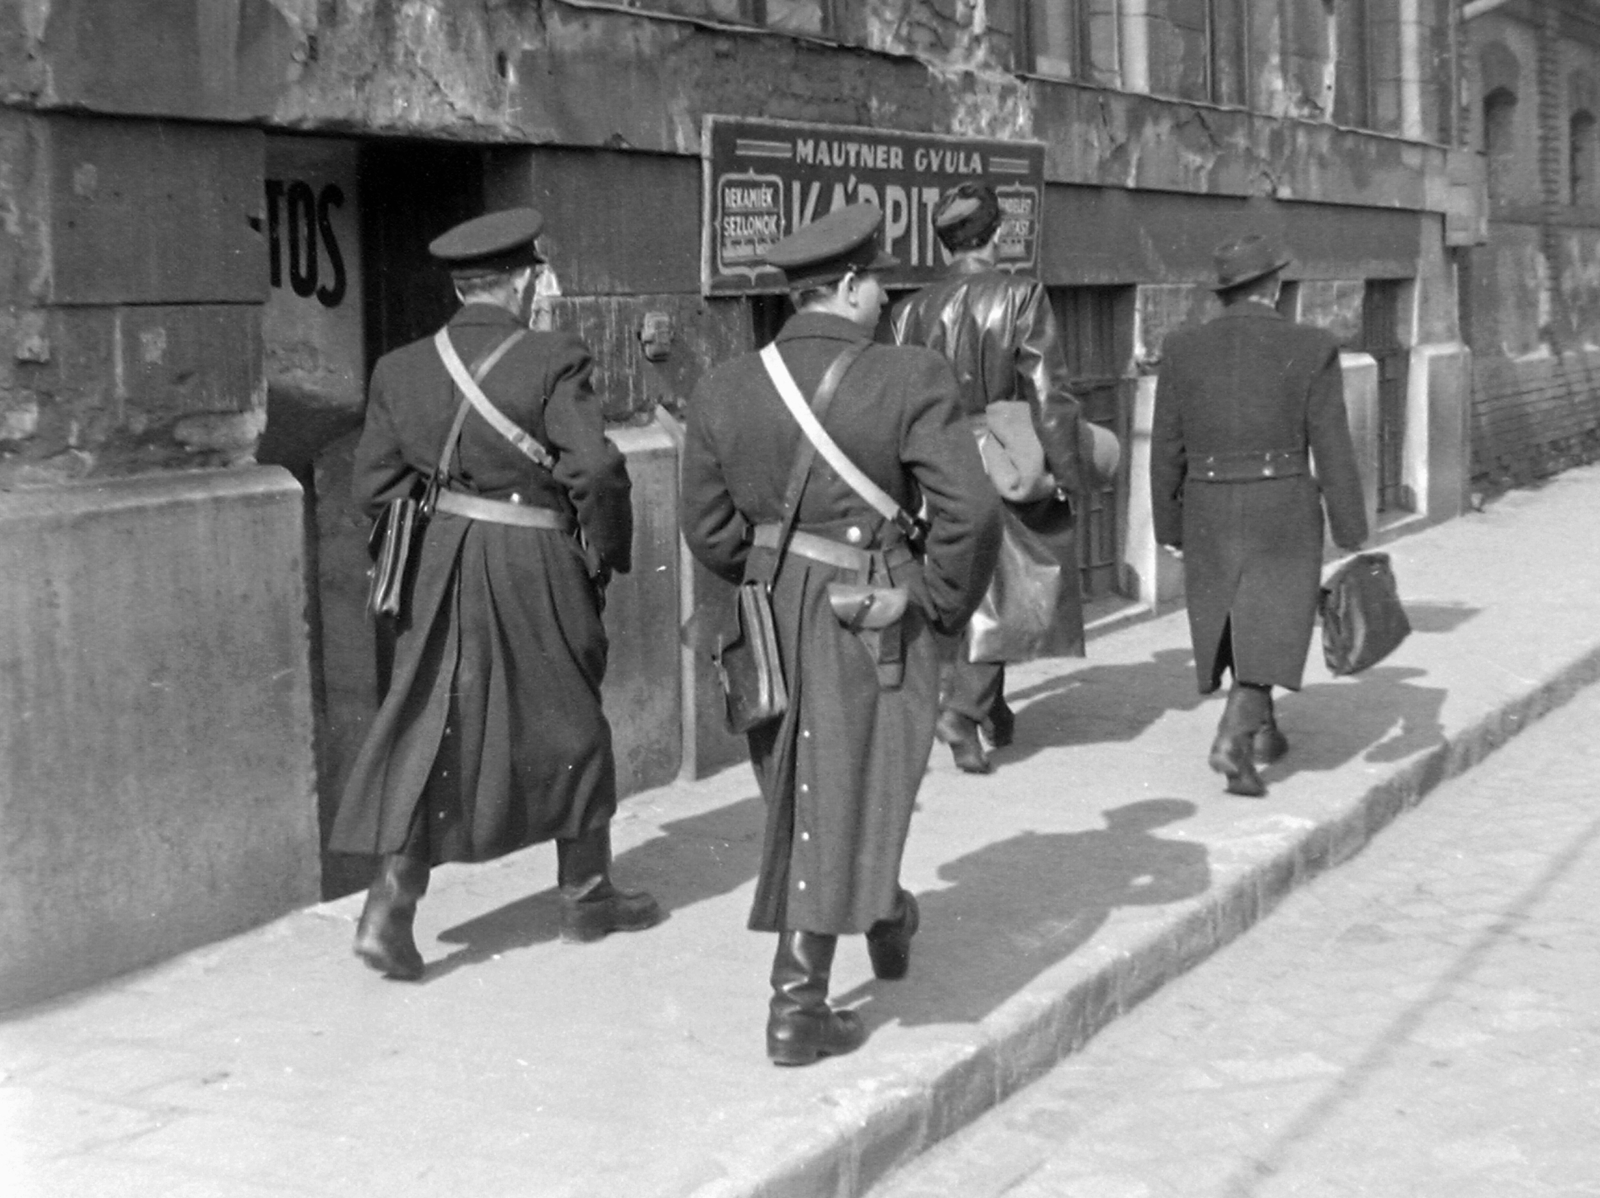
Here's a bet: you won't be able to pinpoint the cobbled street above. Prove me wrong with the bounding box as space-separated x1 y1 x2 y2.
869 677 1600 1198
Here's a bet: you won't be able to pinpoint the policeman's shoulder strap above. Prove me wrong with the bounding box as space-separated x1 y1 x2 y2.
759 341 923 546
434 327 554 471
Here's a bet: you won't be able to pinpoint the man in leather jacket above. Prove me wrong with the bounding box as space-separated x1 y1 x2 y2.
891 183 1088 774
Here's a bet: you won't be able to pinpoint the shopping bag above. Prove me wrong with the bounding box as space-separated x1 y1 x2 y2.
968 506 1064 664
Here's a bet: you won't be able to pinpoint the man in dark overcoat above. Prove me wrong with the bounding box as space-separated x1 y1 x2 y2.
890 182 1093 775
1150 233 1368 797
330 208 662 981
681 202 1001 1065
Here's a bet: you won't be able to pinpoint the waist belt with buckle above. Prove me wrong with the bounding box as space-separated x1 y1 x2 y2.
751 523 915 574
434 490 572 530
1191 448 1308 483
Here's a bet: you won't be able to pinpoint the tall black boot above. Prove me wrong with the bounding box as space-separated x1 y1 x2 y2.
353 854 431 981
557 824 664 944
766 931 866 1066
866 888 920 981
1252 691 1289 763
1208 683 1270 797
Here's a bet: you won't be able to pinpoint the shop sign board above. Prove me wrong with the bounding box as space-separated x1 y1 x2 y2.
702 115 1045 297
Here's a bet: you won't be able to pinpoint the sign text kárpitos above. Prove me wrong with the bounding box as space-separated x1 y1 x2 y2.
701 116 1046 297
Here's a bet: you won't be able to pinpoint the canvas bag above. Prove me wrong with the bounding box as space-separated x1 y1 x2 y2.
977 400 1057 505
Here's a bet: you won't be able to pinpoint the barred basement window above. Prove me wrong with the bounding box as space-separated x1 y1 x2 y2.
1571 110 1596 208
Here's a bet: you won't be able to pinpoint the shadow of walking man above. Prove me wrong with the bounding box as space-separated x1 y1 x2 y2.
837 798 1211 1028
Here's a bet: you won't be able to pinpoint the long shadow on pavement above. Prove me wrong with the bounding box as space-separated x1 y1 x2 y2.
425 794 766 980
1266 601 1480 785
834 798 1211 1027
992 648 1209 765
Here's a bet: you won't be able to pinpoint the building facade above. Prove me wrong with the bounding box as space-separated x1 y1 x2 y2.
0 0 1495 1006
1464 0 1600 490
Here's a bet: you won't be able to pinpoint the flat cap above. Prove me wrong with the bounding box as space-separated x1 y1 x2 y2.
932 182 1002 250
429 207 546 273
764 201 898 288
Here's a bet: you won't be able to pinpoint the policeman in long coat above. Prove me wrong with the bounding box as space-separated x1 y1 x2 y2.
330 208 661 981
1150 233 1368 797
891 182 1092 775
681 203 1001 1065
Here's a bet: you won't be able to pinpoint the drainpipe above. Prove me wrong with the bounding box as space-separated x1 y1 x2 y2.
1119 0 1149 94
1401 0 1423 139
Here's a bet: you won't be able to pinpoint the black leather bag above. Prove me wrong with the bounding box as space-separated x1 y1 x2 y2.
1320 552 1412 676
716 580 789 734
366 494 425 619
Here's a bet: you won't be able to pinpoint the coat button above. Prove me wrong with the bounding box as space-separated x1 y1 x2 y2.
510 492 523 504
801 831 810 841
799 783 808 794
845 526 863 544
797 880 806 891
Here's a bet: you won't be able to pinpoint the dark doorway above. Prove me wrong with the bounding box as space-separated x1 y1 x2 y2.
1053 285 1133 601
1361 279 1413 517
360 141 487 371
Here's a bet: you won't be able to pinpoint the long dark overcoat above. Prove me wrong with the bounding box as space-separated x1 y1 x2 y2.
681 312 1001 935
328 302 633 864
1150 300 1368 693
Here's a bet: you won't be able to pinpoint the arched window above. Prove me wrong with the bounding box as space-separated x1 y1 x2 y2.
1484 88 1518 206
1571 110 1597 207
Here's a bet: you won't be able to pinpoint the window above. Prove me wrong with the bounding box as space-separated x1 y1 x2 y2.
627 0 830 36
1333 0 1372 128
1571 110 1596 207
1023 0 1089 80
1483 88 1517 207
1154 0 1248 107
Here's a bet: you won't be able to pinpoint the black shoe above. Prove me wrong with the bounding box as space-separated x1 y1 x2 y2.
1252 722 1289 764
866 890 920 981
1209 732 1267 797
982 699 1015 749
353 855 430 981
561 882 665 944
766 932 867 1066
936 710 992 775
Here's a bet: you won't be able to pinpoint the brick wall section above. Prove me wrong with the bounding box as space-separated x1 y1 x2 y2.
1471 349 1600 486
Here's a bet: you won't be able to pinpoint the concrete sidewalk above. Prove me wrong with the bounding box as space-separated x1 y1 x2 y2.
7 467 1600 1198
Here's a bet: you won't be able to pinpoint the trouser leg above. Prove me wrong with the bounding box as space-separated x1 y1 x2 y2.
937 655 1001 774
766 931 866 1066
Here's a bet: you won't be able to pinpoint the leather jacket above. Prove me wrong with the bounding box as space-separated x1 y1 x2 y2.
891 256 1085 499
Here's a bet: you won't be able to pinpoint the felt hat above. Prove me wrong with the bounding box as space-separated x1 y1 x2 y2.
1210 232 1291 292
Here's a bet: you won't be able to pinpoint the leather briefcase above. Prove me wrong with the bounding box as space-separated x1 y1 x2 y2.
1320 552 1411 676
715 580 788 734
366 495 423 619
